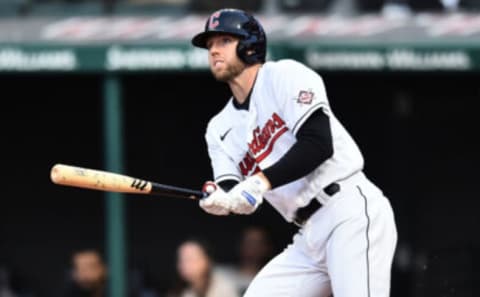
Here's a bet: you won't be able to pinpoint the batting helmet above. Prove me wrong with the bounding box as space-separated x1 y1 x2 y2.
191 8 267 65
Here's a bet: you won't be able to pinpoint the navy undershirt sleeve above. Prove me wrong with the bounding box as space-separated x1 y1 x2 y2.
262 109 333 189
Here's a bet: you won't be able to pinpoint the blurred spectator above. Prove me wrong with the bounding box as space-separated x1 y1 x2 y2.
463 0 480 10
125 0 187 4
349 0 480 14
188 0 261 13
217 226 274 295
438 0 480 11
402 0 443 11
380 0 412 18
380 0 480 13
4 0 479 17
0 266 19 297
354 0 402 13
440 0 460 11
280 0 334 13
59 249 107 297
0 265 35 297
167 238 239 297
59 249 157 297
0 266 18 297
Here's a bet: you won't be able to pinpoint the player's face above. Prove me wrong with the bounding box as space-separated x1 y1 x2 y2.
206 34 246 82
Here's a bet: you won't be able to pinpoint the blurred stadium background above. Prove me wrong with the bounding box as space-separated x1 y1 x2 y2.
1 0 480 296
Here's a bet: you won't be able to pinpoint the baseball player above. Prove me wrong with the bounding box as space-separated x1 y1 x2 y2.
192 8 397 297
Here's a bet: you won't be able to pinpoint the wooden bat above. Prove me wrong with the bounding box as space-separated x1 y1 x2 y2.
50 164 206 200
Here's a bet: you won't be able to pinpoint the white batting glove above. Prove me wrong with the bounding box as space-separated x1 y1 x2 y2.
199 181 231 216
228 174 270 215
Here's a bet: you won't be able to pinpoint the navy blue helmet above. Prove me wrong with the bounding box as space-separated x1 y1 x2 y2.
192 8 267 65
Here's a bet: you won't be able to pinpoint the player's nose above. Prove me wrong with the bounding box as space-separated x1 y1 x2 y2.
208 44 220 56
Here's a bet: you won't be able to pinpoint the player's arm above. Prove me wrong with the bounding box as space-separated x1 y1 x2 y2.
260 60 334 188
226 109 333 215
205 120 242 184
262 108 333 188
199 123 242 215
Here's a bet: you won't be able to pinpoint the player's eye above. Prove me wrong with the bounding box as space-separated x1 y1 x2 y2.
206 36 233 50
222 37 232 45
206 40 213 49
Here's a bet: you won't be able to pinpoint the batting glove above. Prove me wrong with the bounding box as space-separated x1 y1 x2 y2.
199 181 231 216
227 174 270 215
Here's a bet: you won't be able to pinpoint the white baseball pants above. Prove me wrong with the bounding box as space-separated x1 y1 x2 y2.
243 172 397 297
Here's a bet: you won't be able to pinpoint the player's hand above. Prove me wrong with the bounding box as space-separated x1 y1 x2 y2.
199 181 231 216
227 173 270 215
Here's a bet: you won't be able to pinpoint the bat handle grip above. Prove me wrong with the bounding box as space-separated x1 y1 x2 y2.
196 192 209 200
150 182 206 200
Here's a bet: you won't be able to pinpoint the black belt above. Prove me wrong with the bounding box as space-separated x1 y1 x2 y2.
293 182 340 226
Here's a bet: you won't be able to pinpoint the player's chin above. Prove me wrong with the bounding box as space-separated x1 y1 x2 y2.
211 70 231 82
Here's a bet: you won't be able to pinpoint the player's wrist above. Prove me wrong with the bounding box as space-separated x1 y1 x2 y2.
252 172 271 192
226 174 268 215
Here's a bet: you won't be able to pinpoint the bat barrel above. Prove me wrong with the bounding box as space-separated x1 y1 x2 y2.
50 163 206 200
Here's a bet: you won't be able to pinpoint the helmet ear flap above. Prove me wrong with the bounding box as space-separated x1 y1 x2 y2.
236 40 250 64
237 34 265 65
237 37 259 64
237 18 266 64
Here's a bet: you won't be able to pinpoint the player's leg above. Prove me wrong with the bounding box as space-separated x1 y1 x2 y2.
243 232 332 297
326 182 397 297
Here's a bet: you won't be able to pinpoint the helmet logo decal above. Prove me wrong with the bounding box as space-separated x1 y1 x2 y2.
209 11 221 29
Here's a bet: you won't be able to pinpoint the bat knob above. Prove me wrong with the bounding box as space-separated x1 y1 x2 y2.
202 181 217 194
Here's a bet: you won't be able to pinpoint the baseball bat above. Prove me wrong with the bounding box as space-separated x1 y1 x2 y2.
50 164 206 200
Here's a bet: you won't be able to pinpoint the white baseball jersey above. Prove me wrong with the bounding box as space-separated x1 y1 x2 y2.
205 59 364 222
205 59 397 297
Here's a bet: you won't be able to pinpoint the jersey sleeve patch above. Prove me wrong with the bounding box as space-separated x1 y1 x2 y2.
295 89 315 105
